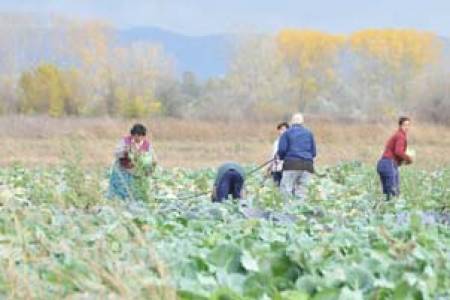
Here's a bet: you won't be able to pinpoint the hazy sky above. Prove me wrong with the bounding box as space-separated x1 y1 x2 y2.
1 0 450 36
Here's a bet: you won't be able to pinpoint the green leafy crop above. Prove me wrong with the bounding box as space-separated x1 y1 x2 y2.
0 162 448 299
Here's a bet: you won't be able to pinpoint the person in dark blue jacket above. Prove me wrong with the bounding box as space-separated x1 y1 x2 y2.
277 113 316 199
211 162 246 202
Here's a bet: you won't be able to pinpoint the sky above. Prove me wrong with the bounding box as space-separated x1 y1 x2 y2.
1 0 450 37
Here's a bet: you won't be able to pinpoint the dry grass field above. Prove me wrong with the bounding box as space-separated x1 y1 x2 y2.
0 116 449 170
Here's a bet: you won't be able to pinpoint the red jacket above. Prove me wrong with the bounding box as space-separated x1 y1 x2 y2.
382 129 411 165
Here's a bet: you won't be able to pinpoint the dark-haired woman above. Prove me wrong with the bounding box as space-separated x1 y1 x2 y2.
108 123 156 200
267 121 289 186
377 117 412 201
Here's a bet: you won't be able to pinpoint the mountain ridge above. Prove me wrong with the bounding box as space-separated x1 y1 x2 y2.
118 26 235 79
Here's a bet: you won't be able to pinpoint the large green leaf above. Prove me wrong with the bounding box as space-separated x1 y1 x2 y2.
207 244 243 273
311 288 340 300
241 250 259 272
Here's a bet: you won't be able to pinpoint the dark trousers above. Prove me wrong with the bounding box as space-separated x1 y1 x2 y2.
214 170 244 202
377 158 399 199
271 171 282 186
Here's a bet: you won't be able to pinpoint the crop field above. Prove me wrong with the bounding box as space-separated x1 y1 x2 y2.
0 156 449 299
2 1 450 298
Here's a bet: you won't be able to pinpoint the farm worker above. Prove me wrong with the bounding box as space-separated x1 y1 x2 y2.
108 123 157 200
376 116 412 201
278 113 316 200
212 162 245 202
266 122 290 186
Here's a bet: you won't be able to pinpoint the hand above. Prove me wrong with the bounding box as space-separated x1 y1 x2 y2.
406 155 413 165
121 150 130 159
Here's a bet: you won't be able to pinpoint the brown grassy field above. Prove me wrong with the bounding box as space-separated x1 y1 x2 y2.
0 116 449 170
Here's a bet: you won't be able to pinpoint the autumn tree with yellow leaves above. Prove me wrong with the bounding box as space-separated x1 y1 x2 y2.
348 29 443 116
277 30 345 110
105 43 173 118
2 13 449 122
19 64 83 117
224 36 290 120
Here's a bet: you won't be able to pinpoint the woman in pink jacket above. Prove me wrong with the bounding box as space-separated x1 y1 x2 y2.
108 123 156 200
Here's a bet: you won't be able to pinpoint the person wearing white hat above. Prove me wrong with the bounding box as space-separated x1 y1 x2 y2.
277 113 316 200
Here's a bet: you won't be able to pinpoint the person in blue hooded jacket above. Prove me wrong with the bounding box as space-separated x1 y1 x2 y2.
277 113 316 200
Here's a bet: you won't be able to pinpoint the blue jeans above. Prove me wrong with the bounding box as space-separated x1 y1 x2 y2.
377 158 399 198
213 170 244 202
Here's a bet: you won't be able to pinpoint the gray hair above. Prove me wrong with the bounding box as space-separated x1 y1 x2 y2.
291 113 304 125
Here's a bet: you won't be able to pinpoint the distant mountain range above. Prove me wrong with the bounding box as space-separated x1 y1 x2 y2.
118 28 450 80
118 27 235 79
5 24 450 79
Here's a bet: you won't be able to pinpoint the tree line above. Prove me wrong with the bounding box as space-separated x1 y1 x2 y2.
0 14 449 123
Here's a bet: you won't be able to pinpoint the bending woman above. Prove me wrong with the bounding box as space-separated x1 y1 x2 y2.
108 123 156 201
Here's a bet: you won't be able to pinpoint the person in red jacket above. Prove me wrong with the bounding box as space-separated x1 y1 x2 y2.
377 116 413 201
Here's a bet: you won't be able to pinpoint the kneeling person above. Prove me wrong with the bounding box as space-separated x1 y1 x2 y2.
212 162 245 202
